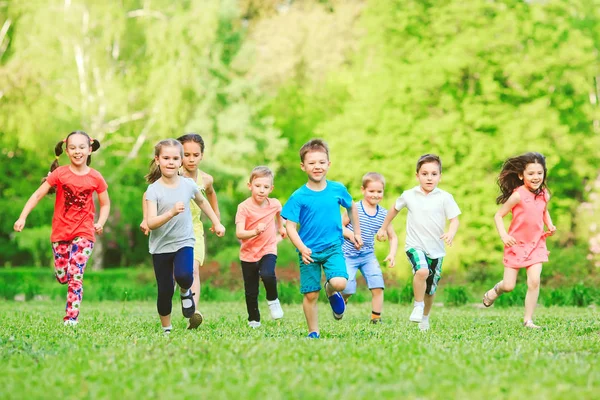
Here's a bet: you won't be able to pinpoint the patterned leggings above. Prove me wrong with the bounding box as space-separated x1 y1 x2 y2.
52 237 94 322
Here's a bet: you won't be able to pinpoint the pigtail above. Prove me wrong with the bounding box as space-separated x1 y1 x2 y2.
87 138 101 166
43 140 66 195
145 159 162 183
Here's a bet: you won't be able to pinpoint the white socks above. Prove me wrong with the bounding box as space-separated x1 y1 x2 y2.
180 289 193 308
414 301 424 308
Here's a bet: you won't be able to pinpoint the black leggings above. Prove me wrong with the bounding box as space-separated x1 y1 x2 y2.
241 254 278 322
152 247 194 316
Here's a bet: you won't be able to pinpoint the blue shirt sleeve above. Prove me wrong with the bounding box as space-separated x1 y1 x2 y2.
281 192 300 223
337 183 353 209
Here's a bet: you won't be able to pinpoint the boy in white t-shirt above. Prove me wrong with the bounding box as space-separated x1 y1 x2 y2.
377 154 460 331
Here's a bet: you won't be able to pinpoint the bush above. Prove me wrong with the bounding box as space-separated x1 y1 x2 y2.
444 286 470 306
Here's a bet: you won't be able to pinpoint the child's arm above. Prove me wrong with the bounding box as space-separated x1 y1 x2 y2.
441 217 459 246
140 191 150 236
383 223 398 267
275 211 287 239
346 203 363 249
543 209 556 236
203 173 221 220
236 222 266 240
94 190 111 235
376 207 400 241
193 191 225 237
494 191 521 246
341 210 354 241
146 199 183 230
286 221 313 264
14 182 52 232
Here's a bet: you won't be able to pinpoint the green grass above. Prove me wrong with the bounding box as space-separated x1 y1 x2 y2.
1 301 599 399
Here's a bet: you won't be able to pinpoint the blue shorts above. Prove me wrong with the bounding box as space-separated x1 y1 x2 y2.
299 244 348 294
405 248 443 295
342 253 384 295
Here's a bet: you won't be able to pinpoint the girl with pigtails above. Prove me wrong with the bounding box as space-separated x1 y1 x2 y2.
14 131 110 326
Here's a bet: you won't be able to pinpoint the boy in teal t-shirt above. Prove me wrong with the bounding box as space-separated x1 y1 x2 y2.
282 139 363 338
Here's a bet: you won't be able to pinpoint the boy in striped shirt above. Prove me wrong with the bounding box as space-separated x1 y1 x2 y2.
342 172 398 324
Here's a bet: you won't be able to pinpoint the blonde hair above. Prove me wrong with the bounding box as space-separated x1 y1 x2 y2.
145 139 184 183
361 172 386 188
249 166 274 183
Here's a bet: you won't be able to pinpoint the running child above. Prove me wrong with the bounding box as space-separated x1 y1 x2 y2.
377 154 460 331
482 152 556 329
14 131 110 326
282 139 363 339
235 166 287 328
341 172 398 324
145 139 225 335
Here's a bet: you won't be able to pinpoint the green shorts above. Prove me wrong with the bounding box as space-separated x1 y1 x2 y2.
405 248 443 295
299 244 348 294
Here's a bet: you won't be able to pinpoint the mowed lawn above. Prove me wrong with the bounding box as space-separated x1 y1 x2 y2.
1 301 599 399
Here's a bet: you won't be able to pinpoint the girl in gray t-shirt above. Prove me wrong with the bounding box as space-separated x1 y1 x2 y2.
144 139 225 335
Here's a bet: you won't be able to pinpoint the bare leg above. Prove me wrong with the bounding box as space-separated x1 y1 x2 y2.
160 314 171 328
303 291 320 333
327 277 347 293
423 293 434 316
524 263 542 322
485 267 519 302
413 269 429 302
191 259 201 305
342 294 351 304
371 288 383 314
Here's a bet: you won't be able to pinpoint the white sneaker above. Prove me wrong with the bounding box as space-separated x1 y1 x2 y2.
409 306 424 323
64 320 78 327
267 299 284 320
248 320 261 328
419 319 430 331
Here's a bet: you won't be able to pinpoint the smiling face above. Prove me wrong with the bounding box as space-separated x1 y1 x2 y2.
155 145 182 178
65 134 92 167
248 176 274 205
301 151 330 183
361 180 384 207
182 141 203 174
519 162 545 192
416 161 441 194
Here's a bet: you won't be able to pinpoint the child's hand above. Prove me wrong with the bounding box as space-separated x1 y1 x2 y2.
13 218 26 232
383 253 395 268
440 232 455 246
376 229 387 242
171 202 185 216
94 223 104 235
300 246 313 264
255 223 266 235
352 232 363 250
546 225 557 236
279 226 287 239
139 220 150 236
501 234 517 247
212 223 226 237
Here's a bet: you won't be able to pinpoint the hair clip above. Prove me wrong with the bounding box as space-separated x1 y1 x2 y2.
62 139 67 143
90 139 95 144
55 155 60 160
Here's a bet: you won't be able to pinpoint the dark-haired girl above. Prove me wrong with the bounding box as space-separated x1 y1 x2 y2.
482 152 556 329
14 131 110 326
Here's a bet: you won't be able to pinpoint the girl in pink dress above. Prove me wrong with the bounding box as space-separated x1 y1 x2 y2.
482 152 556 328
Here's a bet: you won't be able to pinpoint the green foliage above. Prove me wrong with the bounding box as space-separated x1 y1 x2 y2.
444 286 470 306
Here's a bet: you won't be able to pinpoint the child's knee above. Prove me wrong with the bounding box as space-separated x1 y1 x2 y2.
328 277 347 292
527 278 540 290
502 282 516 292
415 268 429 279
304 291 319 302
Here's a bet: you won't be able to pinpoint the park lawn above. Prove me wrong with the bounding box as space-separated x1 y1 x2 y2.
0 301 599 400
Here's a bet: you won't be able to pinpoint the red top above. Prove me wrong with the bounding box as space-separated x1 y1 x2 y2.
235 197 282 262
503 185 549 268
46 166 108 242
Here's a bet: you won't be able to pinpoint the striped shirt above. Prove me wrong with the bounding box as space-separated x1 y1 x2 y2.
342 200 388 257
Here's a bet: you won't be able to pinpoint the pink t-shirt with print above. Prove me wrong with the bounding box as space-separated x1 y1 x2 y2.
235 197 282 262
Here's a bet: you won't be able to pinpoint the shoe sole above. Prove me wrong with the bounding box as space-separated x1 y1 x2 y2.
409 316 422 323
332 311 344 320
187 312 203 329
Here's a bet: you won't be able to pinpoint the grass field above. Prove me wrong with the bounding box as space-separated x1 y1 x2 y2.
1 300 599 399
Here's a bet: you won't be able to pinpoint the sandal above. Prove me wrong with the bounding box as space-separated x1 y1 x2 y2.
482 283 501 307
523 320 541 329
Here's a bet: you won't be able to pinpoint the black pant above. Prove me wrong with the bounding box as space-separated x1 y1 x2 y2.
241 254 278 322
152 247 194 316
